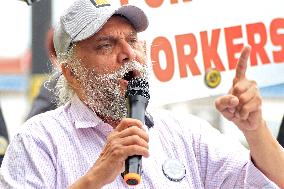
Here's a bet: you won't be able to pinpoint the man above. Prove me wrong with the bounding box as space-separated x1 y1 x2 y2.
1 0 284 188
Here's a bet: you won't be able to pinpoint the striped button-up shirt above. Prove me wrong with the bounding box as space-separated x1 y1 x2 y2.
0 96 279 188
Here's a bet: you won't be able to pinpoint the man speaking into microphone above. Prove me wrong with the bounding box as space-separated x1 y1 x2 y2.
1 0 284 188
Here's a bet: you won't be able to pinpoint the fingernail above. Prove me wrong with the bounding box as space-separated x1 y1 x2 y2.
230 97 238 106
228 108 235 114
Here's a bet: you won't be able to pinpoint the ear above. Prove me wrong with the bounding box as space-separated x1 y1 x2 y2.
61 63 80 90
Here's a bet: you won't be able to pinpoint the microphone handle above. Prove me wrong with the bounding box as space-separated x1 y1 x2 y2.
124 95 148 186
124 155 142 185
126 95 148 122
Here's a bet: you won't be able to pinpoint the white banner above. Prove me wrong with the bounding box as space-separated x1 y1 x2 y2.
116 0 284 106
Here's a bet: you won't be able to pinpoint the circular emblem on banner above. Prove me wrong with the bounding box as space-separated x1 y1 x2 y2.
0 136 8 155
162 159 186 182
205 69 221 88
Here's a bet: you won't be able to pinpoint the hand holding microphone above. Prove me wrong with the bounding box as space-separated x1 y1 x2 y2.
123 77 150 186
69 117 149 189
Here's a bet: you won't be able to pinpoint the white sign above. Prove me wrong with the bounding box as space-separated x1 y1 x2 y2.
119 0 284 106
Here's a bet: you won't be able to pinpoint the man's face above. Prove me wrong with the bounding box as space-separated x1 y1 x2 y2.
67 16 149 122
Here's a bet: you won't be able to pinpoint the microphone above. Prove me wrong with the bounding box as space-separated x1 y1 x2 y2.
18 0 41 5
123 77 150 186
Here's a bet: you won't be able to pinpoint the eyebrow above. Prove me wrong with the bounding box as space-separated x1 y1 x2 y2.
95 31 138 42
95 36 114 43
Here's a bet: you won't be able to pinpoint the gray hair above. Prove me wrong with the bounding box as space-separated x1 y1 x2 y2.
45 44 76 106
54 73 75 106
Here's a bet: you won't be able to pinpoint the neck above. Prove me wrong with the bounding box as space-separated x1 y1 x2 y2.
77 94 122 128
97 114 120 129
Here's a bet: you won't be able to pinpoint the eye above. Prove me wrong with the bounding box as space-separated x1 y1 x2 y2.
97 43 112 50
128 37 138 46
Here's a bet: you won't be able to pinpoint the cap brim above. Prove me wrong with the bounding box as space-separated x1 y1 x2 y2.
73 5 149 42
114 5 149 33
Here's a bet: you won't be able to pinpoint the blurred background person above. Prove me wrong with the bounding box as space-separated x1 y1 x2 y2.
0 105 9 165
277 115 284 147
26 28 59 120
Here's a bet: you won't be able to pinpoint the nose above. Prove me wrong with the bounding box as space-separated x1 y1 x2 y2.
118 41 136 63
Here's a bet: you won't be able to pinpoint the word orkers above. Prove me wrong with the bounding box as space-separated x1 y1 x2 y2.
151 18 284 82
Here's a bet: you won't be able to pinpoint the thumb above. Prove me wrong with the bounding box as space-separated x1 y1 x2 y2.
215 94 239 112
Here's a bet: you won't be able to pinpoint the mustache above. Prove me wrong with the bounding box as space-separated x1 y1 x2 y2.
92 60 149 82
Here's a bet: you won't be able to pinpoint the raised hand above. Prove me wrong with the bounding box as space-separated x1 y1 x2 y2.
215 46 264 132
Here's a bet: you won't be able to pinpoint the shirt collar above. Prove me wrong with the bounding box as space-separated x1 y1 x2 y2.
69 95 105 129
68 95 154 130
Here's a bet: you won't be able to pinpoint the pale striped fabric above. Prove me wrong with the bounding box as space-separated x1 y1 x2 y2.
0 96 279 188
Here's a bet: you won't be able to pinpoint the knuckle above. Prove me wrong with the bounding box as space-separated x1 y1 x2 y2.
256 96 262 106
119 118 129 127
106 135 113 143
255 95 261 101
108 142 115 151
241 106 249 115
251 81 258 90
239 95 246 104
108 130 119 137
134 120 143 128
145 134 149 143
129 126 139 133
112 150 120 158
112 147 122 157
233 86 242 94
251 80 257 86
132 135 141 143
253 93 261 104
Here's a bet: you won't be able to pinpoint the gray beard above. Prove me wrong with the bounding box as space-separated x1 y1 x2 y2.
84 74 127 121
70 60 149 121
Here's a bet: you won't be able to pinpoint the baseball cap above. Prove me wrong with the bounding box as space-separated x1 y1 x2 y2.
54 0 149 58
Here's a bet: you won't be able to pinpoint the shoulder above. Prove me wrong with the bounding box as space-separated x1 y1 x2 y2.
19 103 72 139
5 104 73 162
148 108 208 123
148 108 214 134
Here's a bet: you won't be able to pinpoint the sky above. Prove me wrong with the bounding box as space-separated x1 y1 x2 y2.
0 0 78 58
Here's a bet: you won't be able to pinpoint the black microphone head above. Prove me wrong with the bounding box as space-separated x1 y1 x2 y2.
125 78 150 100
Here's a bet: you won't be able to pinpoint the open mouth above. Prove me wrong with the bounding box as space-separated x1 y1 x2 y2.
123 71 135 81
120 69 145 94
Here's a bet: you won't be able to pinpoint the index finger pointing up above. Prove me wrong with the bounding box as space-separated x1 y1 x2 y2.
235 46 251 81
